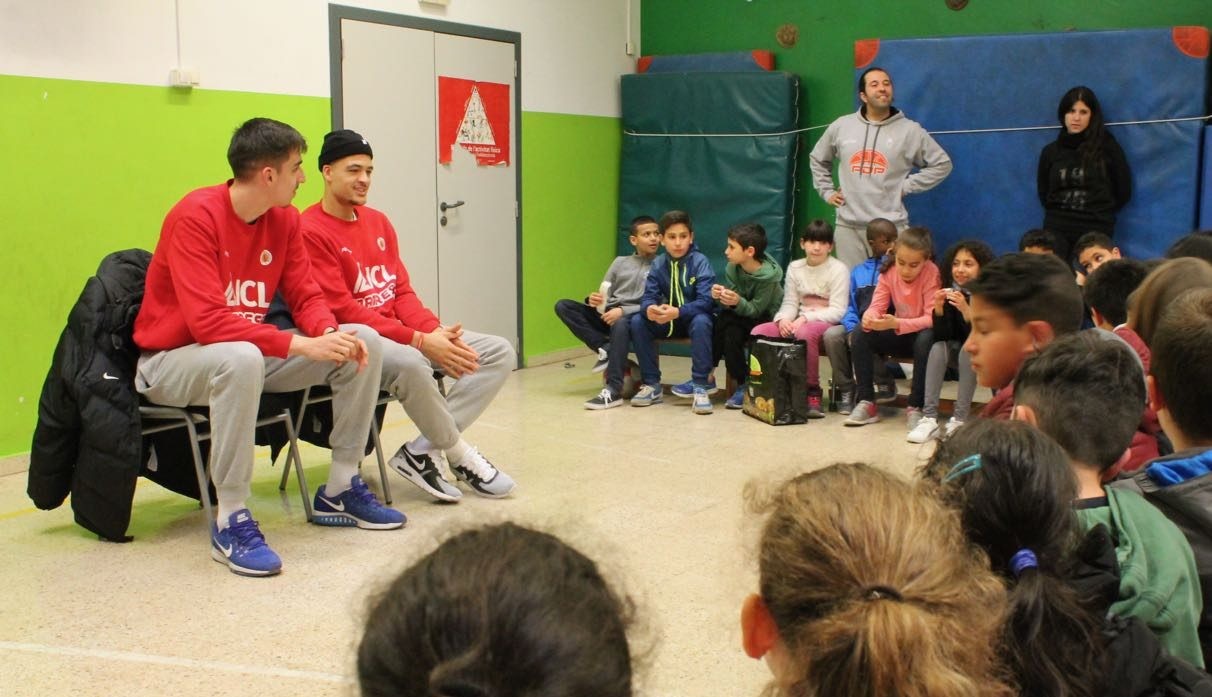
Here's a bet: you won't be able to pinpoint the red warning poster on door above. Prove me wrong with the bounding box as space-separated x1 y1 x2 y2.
438 76 510 166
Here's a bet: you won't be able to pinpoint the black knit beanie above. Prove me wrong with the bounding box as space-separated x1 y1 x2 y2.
318 129 373 170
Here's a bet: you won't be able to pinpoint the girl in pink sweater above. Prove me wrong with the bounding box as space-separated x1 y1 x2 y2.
844 226 941 427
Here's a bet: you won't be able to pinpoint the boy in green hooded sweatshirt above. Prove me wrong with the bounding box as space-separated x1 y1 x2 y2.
709 223 784 409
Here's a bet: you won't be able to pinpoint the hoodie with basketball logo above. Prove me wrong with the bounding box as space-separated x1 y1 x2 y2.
300 203 440 347
134 183 338 358
809 107 952 229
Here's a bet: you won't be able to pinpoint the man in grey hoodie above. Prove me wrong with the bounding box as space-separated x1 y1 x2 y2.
810 67 953 269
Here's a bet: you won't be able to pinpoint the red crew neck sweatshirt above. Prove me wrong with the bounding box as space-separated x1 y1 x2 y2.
300 203 440 347
134 183 337 357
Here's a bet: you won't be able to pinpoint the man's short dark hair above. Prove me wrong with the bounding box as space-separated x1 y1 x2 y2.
1151 288 1212 443
629 216 656 235
966 253 1083 335
227 117 307 181
800 219 834 245
728 222 768 260
1073 232 1116 260
1083 258 1149 327
1014 331 1146 471
1018 228 1056 252
658 210 692 234
1165 232 1212 265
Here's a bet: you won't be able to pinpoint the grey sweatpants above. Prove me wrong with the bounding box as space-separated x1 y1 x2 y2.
922 339 976 421
135 324 383 512
833 223 872 270
381 330 515 450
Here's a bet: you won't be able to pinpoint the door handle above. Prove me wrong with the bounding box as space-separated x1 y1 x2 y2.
440 200 464 227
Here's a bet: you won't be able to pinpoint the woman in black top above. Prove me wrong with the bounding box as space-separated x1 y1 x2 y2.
1037 86 1132 265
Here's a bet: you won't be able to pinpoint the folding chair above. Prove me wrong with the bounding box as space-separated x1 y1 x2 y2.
277 386 395 504
139 401 310 538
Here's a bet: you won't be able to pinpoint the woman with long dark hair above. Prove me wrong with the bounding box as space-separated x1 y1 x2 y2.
1037 86 1132 265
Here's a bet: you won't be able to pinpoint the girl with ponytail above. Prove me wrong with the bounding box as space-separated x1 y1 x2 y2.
742 462 1011 697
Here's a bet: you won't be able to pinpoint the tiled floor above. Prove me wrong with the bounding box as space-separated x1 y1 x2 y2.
0 355 984 696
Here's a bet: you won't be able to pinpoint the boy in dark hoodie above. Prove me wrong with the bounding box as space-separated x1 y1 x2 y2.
628 210 717 413
1013 332 1204 667
1116 287 1212 667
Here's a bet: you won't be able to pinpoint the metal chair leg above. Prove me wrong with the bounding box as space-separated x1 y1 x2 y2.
369 415 393 505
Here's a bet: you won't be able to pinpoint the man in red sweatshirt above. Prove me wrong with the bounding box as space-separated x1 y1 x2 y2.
134 118 402 578
300 130 516 502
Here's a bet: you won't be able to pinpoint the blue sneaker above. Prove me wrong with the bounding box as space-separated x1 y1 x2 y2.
671 376 718 398
629 384 663 407
211 509 282 577
313 475 406 530
726 386 745 410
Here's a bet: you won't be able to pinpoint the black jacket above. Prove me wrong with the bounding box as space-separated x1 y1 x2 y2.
29 250 207 542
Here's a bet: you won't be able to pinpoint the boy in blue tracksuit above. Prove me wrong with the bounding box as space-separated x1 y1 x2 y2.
629 210 717 414
821 218 898 414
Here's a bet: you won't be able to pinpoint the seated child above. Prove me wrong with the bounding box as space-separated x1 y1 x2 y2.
822 218 899 414
628 210 717 413
1013 332 1204 667
844 226 940 427
1073 230 1123 278
707 222 783 410
554 215 660 409
1128 257 1212 347
358 522 633 696
963 252 1084 419
750 219 848 418
1019 227 1058 256
1116 288 1212 667
924 419 1212 695
907 239 994 443
741 462 1011 697
1085 258 1162 472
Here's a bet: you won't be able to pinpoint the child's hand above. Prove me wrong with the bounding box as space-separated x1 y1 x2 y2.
602 307 623 325
933 288 948 315
719 288 740 307
710 284 724 300
947 290 971 320
868 314 898 331
588 291 605 307
778 318 796 337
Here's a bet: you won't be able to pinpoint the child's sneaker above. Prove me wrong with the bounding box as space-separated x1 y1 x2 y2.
211 509 282 577
671 376 718 398
944 419 965 437
388 445 462 502
906 416 940 444
450 447 516 498
906 407 923 431
837 390 855 415
313 475 406 530
630 384 663 407
806 395 825 419
725 386 745 410
875 380 898 404
692 386 713 414
584 387 623 410
592 345 609 373
844 400 881 426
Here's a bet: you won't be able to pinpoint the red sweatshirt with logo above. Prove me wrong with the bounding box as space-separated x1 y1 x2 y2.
300 203 440 346
134 183 337 358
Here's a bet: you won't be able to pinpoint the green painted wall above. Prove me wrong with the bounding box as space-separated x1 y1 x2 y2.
0 74 617 456
640 0 1212 236
520 111 622 358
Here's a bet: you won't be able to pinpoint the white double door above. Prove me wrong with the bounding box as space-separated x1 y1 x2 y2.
338 17 519 352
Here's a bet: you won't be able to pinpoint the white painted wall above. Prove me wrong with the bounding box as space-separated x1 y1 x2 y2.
0 0 636 117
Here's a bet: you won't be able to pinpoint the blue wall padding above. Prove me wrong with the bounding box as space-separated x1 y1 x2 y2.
639 51 773 73
862 29 1208 259
1201 125 1212 230
618 71 800 273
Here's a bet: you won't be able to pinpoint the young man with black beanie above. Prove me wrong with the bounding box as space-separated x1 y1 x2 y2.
300 129 517 502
